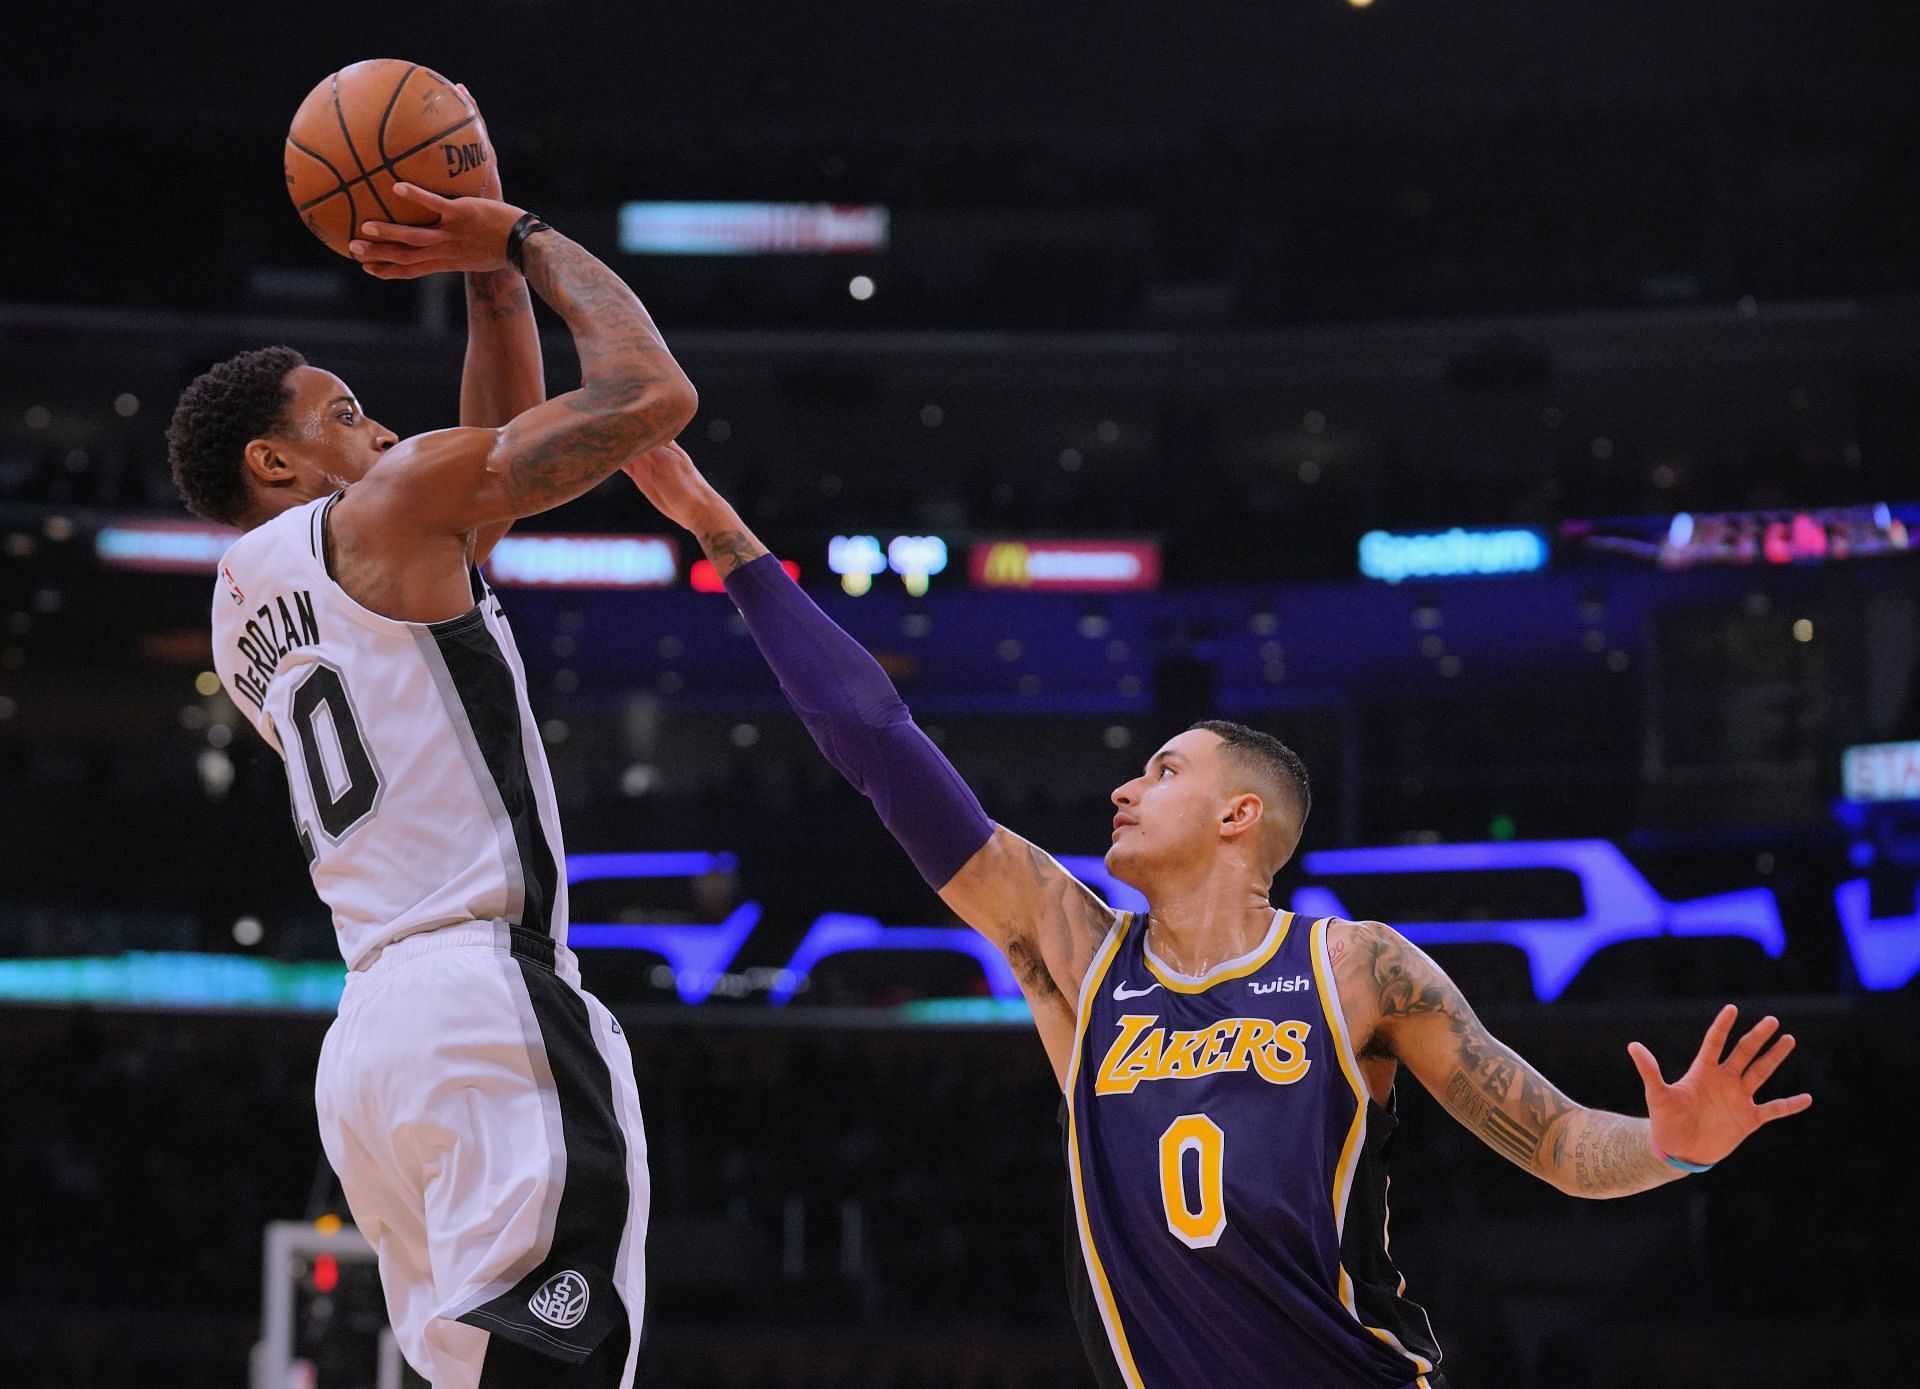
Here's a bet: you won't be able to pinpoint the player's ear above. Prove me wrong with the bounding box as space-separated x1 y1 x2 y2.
1219 792 1265 842
242 437 292 487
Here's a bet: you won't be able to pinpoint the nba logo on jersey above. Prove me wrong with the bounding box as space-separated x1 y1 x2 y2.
528 1269 590 1329
222 565 245 605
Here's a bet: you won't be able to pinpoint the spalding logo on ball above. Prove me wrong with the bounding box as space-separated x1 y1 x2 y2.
285 59 491 257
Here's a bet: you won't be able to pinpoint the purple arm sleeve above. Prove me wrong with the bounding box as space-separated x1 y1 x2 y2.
721 552 995 889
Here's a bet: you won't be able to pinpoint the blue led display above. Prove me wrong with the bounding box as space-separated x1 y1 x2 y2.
1292 840 1784 1001
1357 527 1548 584
563 840 1788 1006
1833 878 1920 990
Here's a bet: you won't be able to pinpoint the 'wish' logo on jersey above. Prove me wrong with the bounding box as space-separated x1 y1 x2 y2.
1094 1013 1313 1096
1249 975 1312 995
528 1269 591 1330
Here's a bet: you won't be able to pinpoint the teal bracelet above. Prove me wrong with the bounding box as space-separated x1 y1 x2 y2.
1653 1140 1714 1174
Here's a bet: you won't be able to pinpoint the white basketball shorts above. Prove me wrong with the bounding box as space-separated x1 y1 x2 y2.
315 922 649 1388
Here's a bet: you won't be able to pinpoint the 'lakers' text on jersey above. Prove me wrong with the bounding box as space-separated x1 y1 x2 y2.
1068 911 1442 1389
211 494 569 969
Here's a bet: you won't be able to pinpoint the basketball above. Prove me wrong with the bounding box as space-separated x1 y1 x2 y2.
284 60 491 257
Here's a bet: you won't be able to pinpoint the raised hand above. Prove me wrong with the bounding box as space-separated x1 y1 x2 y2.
1628 1004 1812 1167
349 184 526 279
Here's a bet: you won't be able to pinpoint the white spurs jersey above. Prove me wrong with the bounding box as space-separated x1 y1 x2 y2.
211 494 569 969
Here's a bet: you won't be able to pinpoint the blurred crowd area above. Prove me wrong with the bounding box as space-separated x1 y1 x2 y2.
6 82 1916 331
5 0 1918 347
3 305 1914 577
0 998 1902 1387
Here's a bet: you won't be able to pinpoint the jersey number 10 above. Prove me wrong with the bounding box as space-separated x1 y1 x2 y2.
1160 1114 1227 1249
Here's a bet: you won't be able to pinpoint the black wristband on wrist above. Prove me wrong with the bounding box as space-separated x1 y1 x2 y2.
505 213 553 273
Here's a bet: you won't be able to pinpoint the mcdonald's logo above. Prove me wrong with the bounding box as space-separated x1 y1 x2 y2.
979 542 1033 587
968 539 1161 592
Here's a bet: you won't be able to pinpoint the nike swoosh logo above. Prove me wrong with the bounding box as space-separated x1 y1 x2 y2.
1112 980 1162 1001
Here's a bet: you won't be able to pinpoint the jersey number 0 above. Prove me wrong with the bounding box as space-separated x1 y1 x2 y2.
1160 1113 1227 1249
288 662 383 853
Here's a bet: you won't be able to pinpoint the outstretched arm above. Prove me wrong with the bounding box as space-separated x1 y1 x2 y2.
624 445 1118 1075
1338 921 1811 1198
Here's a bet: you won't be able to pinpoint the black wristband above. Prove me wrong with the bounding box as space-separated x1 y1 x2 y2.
505 213 553 273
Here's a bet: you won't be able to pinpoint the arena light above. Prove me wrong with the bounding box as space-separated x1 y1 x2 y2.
887 535 948 597
1292 841 1784 1001
95 520 232 573
483 534 678 589
1569 501 1915 568
828 534 887 596
1357 527 1548 584
618 202 890 256
0 841 1819 1011
0 952 345 1009
93 522 682 590
690 557 800 593
968 540 1162 593
561 841 1787 1007
1834 879 1920 989
1843 740 1920 804
825 534 949 596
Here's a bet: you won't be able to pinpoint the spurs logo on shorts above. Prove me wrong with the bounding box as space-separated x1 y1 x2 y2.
528 1269 591 1329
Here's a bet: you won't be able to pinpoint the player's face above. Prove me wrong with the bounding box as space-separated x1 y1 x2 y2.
276 366 399 490
1106 729 1232 887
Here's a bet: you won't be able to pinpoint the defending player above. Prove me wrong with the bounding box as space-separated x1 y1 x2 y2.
170 127 693 1388
623 443 1812 1389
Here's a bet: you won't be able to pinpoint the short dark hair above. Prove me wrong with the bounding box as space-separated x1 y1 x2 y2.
1189 719 1311 822
167 346 306 525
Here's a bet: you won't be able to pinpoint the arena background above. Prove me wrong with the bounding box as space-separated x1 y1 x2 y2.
3 1 1917 1384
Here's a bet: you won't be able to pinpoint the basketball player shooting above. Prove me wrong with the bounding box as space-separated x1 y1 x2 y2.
169 107 693 1388
623 443 1813 1389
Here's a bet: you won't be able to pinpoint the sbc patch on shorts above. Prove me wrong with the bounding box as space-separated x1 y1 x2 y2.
529 1270 591 1330
459 1262 620 1364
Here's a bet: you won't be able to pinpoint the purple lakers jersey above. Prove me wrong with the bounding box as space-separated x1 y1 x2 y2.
1068 910 1442 1389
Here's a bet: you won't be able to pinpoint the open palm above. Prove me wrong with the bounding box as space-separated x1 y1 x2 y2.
1629 1004 1812 1166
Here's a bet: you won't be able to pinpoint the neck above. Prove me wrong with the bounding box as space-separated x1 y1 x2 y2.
1140 862 1276 977
239 481 330 531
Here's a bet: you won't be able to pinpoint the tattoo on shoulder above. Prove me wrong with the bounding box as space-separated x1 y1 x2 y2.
1362 922 1573 1170
1022 842 1111 944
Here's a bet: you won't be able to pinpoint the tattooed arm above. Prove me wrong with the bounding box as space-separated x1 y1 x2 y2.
458 267 543 563
342 187 695 540
1334 920 1810 1198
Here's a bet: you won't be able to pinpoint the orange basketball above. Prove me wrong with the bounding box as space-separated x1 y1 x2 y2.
285 60 491 257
